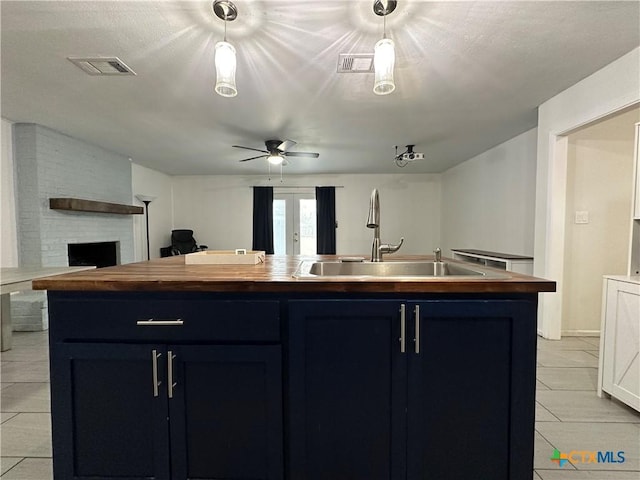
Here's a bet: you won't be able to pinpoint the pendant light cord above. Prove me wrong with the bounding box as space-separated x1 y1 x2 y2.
383 12 387 39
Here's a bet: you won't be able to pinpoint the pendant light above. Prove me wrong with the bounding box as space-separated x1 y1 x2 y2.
373 0 397 95
213 0 238 97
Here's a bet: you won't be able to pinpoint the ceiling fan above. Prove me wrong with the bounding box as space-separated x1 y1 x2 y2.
233 139 319 165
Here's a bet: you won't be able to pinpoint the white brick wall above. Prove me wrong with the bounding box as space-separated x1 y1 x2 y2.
14 124 134 266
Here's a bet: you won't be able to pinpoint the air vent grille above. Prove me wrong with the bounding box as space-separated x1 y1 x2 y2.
67 57 136 76
337 54 374 73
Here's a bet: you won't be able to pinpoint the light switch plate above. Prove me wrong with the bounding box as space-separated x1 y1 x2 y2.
575 211 589 224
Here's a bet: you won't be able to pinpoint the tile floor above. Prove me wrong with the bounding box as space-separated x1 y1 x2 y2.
1 331 639 479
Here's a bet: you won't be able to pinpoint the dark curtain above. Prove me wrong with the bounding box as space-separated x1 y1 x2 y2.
316 186 336 254
252 186 274 254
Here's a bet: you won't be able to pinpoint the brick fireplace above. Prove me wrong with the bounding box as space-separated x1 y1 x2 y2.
11 124 136 330
14 124 135 267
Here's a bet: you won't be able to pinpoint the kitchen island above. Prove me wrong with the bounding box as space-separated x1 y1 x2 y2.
34 255 555 480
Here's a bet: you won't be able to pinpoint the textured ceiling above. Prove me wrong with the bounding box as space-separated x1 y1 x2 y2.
1 1 639 175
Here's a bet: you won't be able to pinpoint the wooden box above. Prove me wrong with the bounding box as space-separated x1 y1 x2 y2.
184 250 266 265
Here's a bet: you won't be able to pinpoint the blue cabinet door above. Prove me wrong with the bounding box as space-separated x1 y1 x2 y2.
168 345 283 480
406 299 537 480
51 343 170 480
288 300 407 480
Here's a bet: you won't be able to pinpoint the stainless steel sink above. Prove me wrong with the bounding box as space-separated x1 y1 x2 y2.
293 260 509 279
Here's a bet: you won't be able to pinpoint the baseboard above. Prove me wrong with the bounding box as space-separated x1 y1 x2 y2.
561 329 600 337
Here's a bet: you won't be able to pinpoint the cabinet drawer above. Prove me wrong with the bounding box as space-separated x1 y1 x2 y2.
49 296 280 343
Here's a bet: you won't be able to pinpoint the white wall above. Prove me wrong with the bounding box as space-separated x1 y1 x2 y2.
1 118 18 267
171 174 441 256
441 128 537 257
132 163 174 260
562 107 637 335
535 47 640 339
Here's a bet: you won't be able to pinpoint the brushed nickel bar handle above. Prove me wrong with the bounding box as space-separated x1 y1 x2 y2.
151 349 161 397
399 304 406 353
167 351 176 399
136 319 184 326
414 305 420 354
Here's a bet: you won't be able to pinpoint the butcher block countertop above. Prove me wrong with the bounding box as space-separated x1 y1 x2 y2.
31 255 556 294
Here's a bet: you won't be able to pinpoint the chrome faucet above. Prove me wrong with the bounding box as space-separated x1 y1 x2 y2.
366 188 404 262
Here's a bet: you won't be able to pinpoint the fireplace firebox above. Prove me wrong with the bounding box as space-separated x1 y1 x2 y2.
68 241 119 268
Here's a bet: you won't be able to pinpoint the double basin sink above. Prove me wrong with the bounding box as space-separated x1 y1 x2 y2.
293 260 508 279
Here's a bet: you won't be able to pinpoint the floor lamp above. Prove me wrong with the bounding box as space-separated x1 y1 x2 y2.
135 194 156 260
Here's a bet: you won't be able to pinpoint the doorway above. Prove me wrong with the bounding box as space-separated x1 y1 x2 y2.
273 193 317 255
541 104 639 339
561 107 638 336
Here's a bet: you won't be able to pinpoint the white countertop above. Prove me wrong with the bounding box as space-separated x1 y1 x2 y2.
603 275 640 285
1 266 95 294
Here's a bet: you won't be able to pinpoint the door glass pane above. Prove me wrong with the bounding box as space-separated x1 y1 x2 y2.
273 199 286 255
299 199 317 255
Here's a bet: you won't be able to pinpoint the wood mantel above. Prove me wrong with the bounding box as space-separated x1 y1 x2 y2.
49 198 143 215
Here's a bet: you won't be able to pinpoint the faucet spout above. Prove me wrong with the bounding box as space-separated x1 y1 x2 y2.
367 189 379 228
366 188 403 262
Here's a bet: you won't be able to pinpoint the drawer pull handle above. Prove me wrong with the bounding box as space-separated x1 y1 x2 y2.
168 351 177 399
399 304 406 353
414 305 420 354
151 349 162 397
136 319 184 326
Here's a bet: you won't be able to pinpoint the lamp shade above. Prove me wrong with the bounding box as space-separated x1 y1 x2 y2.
215 41 237 97
373 37 395 95
267 154 284 165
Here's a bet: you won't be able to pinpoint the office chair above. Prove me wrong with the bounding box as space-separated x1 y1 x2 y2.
169 229 208 255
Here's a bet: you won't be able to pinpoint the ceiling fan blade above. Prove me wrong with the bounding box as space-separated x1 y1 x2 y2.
233 145 269 154
283 151 320 158
239 154 268 162
277 139 297 152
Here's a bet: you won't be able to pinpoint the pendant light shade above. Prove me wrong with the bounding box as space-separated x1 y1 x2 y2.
373 37 395 95
215 40 237 97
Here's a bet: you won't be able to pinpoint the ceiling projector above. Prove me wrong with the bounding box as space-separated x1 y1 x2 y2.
402 151 425 161
395 145 425 167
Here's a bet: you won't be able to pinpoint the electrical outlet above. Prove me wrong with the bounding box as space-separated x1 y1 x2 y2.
575 211 589 224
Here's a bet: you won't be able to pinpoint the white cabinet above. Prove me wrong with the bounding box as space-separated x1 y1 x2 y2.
633 123 640 219
598 276 640 412
451 249 533 275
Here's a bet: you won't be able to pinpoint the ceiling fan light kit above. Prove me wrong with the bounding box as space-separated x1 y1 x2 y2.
213 0 238 98
373 0 397 95
268 154 284 165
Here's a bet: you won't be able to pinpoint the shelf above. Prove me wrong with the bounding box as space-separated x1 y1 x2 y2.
49 198 143 215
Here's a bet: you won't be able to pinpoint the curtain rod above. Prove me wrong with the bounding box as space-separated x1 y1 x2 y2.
250 185 344 189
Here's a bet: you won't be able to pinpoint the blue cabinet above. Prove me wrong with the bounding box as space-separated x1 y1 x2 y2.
288 298 537 480
51 343 171 480
48 292 538 480
288 301 407 480
169 345 283 480
48 293 283 480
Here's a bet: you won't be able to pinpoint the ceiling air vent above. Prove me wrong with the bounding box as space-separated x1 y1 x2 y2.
337 53 374 73
67 57 136 76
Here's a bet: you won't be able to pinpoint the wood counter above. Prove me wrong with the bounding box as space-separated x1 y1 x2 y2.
32 254 555 294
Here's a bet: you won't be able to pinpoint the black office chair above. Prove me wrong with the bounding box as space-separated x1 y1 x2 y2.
169 229 208 255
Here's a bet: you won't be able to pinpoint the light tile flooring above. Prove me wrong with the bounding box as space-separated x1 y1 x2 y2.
1 332 639 479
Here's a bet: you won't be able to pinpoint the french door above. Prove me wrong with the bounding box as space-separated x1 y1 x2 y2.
273 193 316 255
